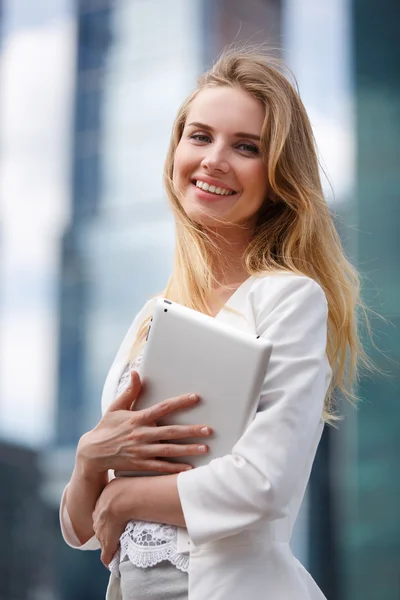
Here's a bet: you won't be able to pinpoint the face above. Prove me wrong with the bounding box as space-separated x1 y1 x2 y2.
172 86 269 230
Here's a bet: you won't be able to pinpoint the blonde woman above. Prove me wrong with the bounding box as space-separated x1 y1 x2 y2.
60 49 369 600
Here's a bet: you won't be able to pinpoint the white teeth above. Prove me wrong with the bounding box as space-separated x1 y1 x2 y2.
195 180 233 196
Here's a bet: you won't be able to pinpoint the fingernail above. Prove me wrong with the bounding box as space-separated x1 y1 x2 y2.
200 427 210 435
184 465 193 470
189 394 197 400
198 445 207 452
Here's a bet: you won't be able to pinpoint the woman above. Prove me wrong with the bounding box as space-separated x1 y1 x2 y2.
60 49 370 599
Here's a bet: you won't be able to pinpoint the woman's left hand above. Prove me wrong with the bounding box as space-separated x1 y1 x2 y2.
93 477 134 568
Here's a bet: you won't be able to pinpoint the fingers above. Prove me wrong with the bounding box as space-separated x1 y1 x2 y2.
140 443 209 459
143 424 212 442
136 393 200 425
100 544 119 569
105 370 142 413
100 552 109 569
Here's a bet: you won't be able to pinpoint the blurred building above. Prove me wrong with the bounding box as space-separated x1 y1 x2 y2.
289 3 400 599
345 1 400 599
51 4 114 597
283 1 358 597
0 441 53 600
0 1 75 595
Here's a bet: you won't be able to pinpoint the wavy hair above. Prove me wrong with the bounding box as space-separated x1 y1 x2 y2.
132 47 374 422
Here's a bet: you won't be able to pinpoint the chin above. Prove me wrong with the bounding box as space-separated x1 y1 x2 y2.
180 192 239 228
183 205 232 229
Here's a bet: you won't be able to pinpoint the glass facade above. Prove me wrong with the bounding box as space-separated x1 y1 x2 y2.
57 0 113 447
202 0 281 66
55 2 114 597
345 1 400 598
282 4 356 592
0 0 74 447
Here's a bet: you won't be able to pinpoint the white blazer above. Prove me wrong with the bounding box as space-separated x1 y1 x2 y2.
60 272 332 600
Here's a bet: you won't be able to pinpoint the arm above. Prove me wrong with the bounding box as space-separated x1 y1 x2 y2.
60 465 108 548
91 474 184 566
59 303 153 551
60 386 208 550
60 369 144 550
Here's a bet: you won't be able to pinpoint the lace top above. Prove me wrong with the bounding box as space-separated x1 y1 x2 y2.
109 353 189 576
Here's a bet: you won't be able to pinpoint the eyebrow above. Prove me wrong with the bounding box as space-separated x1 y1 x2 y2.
187 121 261 142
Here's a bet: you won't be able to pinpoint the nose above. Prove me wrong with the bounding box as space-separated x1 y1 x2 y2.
200 143 230 174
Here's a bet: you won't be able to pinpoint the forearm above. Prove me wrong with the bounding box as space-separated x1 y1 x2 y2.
121 474 186 528
65 460 108 545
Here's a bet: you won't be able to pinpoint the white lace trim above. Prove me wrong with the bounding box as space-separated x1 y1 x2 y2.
109 352 189 576
109 521 189 575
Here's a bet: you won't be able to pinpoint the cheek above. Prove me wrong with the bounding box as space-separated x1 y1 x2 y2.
173 143 192 179
244 165 269 201
172 151 192 198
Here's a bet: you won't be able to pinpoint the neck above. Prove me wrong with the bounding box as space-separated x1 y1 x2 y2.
207 223 254 288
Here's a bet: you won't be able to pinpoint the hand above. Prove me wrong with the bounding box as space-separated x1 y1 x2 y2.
77 370 211 476
92 477 133 568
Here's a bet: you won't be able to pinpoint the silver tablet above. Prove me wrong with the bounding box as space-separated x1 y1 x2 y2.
117 298 272 476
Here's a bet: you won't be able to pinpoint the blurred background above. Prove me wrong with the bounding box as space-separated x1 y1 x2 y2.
0 0 398 598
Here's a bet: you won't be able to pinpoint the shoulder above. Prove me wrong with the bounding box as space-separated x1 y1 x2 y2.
248 271 328 310
242 273 330 357
244 272 328 333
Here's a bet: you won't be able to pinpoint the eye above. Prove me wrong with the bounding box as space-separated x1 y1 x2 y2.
188 133 212 143
236 143 260 155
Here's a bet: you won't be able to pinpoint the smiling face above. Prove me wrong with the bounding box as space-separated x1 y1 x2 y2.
172 86 269 230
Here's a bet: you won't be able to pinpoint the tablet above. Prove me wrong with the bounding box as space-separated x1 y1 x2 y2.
116 298 272 476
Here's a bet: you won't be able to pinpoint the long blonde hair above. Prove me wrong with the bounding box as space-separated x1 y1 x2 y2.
133 48 374 422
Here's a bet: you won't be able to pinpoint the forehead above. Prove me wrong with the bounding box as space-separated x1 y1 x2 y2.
185 86 265 134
